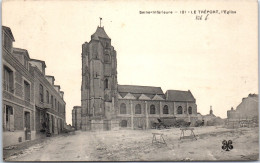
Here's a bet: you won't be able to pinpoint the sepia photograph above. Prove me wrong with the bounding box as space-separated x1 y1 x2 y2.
1 0 259 161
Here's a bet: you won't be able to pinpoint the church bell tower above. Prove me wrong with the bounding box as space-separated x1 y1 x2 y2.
81 20 119 131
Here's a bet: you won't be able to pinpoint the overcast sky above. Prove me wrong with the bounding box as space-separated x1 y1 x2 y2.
3 0 258 125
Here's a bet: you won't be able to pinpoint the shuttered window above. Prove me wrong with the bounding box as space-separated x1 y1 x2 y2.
3 66 14 93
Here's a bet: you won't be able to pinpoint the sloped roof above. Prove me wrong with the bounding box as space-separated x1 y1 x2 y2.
13 48 30 59
152 94 164 100
91 27 110 40
123 93 136 100
2 26 15 41
139 94 151 100
30 59 47 68
119 92 128 98
118 85 164 95
165 90 195 102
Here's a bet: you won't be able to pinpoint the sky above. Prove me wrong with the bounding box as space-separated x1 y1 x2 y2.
2 0 258 125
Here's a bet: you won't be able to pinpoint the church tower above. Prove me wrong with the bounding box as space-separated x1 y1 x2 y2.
81 23 119 131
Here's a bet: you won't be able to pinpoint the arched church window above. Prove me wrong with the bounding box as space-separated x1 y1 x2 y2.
188 107 192 114
177 106 183 114
135 104 141 114
104 78 108 89
150 105 156 114
120 103 126 114
104 54 110 63
121 120 127 127
163 105 169 114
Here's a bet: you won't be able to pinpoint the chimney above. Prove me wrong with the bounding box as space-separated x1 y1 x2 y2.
210 106 213 115
60 91 64 99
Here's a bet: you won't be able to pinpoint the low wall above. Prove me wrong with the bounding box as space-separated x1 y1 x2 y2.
3 130 36 147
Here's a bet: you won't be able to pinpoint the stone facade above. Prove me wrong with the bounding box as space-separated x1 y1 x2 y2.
2 26 66 147
117 86 198 129
81 26 118 131
72 106 81 130
80 26 198 131
31 62 66 139
227 94 258 120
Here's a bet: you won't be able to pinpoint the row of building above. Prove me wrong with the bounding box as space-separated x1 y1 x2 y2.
2 26 66 147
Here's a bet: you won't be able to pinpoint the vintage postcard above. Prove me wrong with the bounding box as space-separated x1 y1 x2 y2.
2 0 258 161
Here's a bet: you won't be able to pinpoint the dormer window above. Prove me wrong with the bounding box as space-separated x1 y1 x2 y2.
3 66 14 93
3 33 12 52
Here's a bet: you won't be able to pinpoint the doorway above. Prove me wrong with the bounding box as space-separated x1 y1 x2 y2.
121 120 127 127
24 111 31 140
51 115 55 134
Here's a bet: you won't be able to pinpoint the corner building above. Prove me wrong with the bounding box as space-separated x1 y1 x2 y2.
81 26 198 131
2 26 66 147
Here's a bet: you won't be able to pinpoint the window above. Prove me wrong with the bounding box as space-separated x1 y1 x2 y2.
135 104 141 114
104 78 108 89
4 105 14 131
150 105 156 114
3 33 12 52
177 106 183 114
120 120 127 127
46 91 49 104
24 80 30 102
39 84 44 103
24 59 28 70
188 107 192 114
55 99 57 109
3 66 13 93
163 105 169 114
104 54 110 63
105 42 110 48
58 102 60 112
51 95 54 108
120 103 126 114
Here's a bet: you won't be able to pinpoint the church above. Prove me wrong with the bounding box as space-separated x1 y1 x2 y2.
77 24 198 131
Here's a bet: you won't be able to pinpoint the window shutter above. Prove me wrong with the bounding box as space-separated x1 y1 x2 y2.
10 71 14 93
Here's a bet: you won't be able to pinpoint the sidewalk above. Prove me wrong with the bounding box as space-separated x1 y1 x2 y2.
3 132 73 161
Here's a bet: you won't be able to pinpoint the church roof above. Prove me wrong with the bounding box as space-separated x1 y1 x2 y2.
91 26 110 40
165 90 195 102
118 85 164 95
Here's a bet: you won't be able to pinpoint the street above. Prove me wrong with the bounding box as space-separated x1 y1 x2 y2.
4 126 259 161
